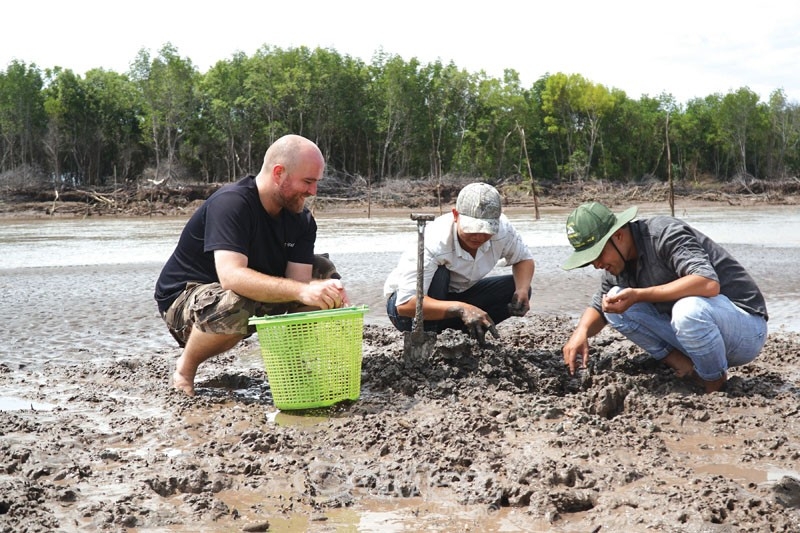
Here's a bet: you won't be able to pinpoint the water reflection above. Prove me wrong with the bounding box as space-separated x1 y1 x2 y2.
1 205 799 369
3 204 798 270
0 397 56 411
0 217 185 269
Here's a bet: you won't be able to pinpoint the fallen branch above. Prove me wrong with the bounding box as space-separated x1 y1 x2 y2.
48 188 59 216
85 190 116 206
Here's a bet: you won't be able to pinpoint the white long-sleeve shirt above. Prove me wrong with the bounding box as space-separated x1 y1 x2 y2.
383 212 534 305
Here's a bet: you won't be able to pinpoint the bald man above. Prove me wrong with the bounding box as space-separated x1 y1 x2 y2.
155 134 349 395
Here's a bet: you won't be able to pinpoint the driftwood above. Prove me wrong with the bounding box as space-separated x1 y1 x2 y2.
85 189 118 206
4 177 800 219
47 188 59 215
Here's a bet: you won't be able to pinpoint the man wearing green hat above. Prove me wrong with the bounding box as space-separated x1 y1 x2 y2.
561 202 768 393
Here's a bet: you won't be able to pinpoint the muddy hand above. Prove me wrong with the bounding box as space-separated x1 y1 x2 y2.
507 295 529 317
470 321 500 346
458 305 499 346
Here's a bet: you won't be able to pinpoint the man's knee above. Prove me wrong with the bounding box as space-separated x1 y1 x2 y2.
312 253 341 280
166 283 254 339
671 296 712 331
386 292 413 331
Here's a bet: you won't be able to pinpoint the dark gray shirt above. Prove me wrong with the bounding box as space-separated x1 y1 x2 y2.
591 216 768 320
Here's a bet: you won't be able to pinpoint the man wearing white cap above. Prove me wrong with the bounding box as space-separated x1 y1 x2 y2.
384 182 535 345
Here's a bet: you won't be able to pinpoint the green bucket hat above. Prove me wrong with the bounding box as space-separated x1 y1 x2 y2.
561 202 638 270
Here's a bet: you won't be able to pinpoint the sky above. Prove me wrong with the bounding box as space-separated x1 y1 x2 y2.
3 0 800 105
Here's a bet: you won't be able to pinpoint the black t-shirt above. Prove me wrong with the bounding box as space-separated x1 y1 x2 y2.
154 175 316 313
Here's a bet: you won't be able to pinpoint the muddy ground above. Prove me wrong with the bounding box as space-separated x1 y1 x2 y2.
1 314 799 532
2 178 800 532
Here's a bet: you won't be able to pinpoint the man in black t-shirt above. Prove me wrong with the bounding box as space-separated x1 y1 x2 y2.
155 134 349 396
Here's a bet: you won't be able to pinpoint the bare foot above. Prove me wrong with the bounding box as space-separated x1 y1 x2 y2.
699 373 728 394
662 349 694 378
171 368 195 396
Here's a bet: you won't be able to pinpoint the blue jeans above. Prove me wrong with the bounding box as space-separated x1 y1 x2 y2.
386 266 520 333
604 294 768 381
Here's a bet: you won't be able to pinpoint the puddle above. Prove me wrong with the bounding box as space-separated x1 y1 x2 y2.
695 464 800 484
267 409 332 427
173 489 565 533
0 396 55 411
663 412 800 487
767 468 800 482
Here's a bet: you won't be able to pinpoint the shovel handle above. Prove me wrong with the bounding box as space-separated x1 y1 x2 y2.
410 214 435 334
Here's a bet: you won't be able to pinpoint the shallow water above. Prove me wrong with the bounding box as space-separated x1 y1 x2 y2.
2 204 799 370
3 204 799 269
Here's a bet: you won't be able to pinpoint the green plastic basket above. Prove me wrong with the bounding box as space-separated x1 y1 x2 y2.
248 306 368 410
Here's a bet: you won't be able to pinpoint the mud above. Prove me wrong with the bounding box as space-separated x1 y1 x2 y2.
2 313 800 532
2 181 800 531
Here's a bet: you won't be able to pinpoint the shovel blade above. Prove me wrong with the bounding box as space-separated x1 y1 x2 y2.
403 330 437 364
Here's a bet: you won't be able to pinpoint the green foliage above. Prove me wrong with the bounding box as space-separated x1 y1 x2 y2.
541 73 618 180
130 43 199 182
1 46 799 189
718 87 768 178
0 61 47 177
767 89 800 177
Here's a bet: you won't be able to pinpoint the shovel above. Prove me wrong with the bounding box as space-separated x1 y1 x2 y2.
403 213 437 364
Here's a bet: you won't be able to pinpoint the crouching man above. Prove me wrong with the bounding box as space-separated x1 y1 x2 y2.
154 135 348 395
561 202 768 393
384 182 534 345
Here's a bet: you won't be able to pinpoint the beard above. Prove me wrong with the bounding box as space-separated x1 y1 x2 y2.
278 180 308 213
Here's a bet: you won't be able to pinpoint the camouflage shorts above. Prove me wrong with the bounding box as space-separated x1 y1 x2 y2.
161 253 340 347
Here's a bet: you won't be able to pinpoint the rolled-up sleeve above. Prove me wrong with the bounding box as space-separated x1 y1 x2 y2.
495 216 534 265
658 224 718 282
